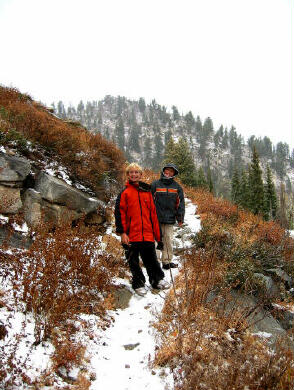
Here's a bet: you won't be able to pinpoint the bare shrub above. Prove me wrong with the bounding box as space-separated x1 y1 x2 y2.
154 248 294 390
21 222 124 342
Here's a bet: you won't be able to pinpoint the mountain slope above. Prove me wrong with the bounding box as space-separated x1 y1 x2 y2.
54 96 294 202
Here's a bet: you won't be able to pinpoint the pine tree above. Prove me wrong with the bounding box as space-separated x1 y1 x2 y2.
221 129 229 149
290 149 294 169
153 134 164 170
57 101 66 119
164 137 197 187
248 147 264 215
77 100 84 118
239 169 250 209
263 165 277 220
164 129 172 145
172 105 180 121
206 166 214 193
203 117 214 140
163 137 176 162
184 111 195 128
138 97 146 112
195 116 202 141
115 117 125 151
231 169 241 204
274 142 289 179
214 125 224 147
128 126 141 152
143 137 153 167
197 167 207 189
276 183 289 228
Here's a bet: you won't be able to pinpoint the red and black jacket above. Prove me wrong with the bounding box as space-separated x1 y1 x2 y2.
115 181 162 243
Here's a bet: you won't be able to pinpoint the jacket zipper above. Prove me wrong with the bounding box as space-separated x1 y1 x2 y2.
138 191 145 241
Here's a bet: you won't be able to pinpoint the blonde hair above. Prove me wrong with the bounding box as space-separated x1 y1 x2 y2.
125 162 143 174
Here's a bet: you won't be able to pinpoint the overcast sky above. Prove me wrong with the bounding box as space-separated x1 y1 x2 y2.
0 0 293 149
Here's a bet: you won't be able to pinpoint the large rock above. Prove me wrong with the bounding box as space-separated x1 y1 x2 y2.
42 202 81 226
207 289 291 350
0 184 22 214
34 172 104 214
0 226 32 249
23 189 42 228
23 188 86 228
267 268 293 289
253 273 279 299
0 152 31 184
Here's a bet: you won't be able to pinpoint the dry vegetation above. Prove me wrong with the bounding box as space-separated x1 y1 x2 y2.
151 184 294 390
0 89 293 388
0 221 129 388
0 86 125 199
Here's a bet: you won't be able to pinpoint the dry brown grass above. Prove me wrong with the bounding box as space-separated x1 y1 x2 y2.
154 247 294 390
0 219 128 389
0 86 125 199
152 184 293 389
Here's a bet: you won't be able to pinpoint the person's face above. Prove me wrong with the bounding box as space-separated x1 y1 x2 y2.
163 168 175 178
127 169 142 183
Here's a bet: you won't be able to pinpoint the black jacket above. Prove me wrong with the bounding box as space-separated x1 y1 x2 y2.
151 165 185 224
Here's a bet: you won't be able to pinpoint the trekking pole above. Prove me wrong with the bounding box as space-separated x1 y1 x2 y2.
164 231 180 308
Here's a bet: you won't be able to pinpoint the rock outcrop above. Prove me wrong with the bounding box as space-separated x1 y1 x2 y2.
0 151 109 248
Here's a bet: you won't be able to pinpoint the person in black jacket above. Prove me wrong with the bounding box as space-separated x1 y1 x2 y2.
151 163 185 269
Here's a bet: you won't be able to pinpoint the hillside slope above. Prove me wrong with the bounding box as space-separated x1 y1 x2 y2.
0 87 125 201
54 95 294 202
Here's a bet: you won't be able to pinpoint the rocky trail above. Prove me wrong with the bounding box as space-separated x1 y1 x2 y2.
87 199 200 390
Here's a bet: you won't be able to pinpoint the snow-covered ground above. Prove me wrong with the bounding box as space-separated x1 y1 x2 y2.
88 199 200 390
0 199 201 388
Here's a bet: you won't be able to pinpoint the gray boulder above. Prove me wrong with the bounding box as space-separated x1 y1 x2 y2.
23 189 42 228
207 289 291 350
253 273 279 299
0 184 23 214
0 226 32 249
267 268 293 288
0 152 31 184
34 172 103 214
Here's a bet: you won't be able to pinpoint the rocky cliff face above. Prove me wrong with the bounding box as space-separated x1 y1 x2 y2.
0 150 110 249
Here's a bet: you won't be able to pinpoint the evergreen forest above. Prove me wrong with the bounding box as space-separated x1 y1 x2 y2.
53 96 294 228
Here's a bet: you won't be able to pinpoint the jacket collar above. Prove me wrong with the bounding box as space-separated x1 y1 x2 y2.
160 173 175 184
126 180 151 192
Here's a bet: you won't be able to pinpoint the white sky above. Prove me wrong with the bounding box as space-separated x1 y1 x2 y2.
0 0 293 149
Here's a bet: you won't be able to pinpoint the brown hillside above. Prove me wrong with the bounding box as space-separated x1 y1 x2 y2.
0 86 125 199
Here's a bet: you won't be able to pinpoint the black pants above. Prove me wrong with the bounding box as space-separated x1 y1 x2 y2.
125 242 164 289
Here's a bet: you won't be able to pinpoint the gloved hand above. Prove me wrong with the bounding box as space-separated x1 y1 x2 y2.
156 241 164 250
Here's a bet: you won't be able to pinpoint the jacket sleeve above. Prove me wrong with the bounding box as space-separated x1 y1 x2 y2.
176 184 185 223
114 190 127 234
149 193 162 242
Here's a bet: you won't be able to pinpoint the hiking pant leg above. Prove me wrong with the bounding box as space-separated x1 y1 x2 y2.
161 224 174 264
126 245 146 289
139 242 164 288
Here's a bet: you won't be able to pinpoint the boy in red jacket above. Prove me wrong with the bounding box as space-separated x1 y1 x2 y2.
115 163 169 296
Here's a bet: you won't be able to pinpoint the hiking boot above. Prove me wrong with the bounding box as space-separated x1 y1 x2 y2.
134 287 147 296
155 279 170 290
162 262 178 270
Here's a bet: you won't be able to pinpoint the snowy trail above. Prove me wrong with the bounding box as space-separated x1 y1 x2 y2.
89 199 201 390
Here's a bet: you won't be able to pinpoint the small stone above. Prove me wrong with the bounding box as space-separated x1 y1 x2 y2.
123 342 140 350
151 370 156 375
138 329 143 333
0 324 8 340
